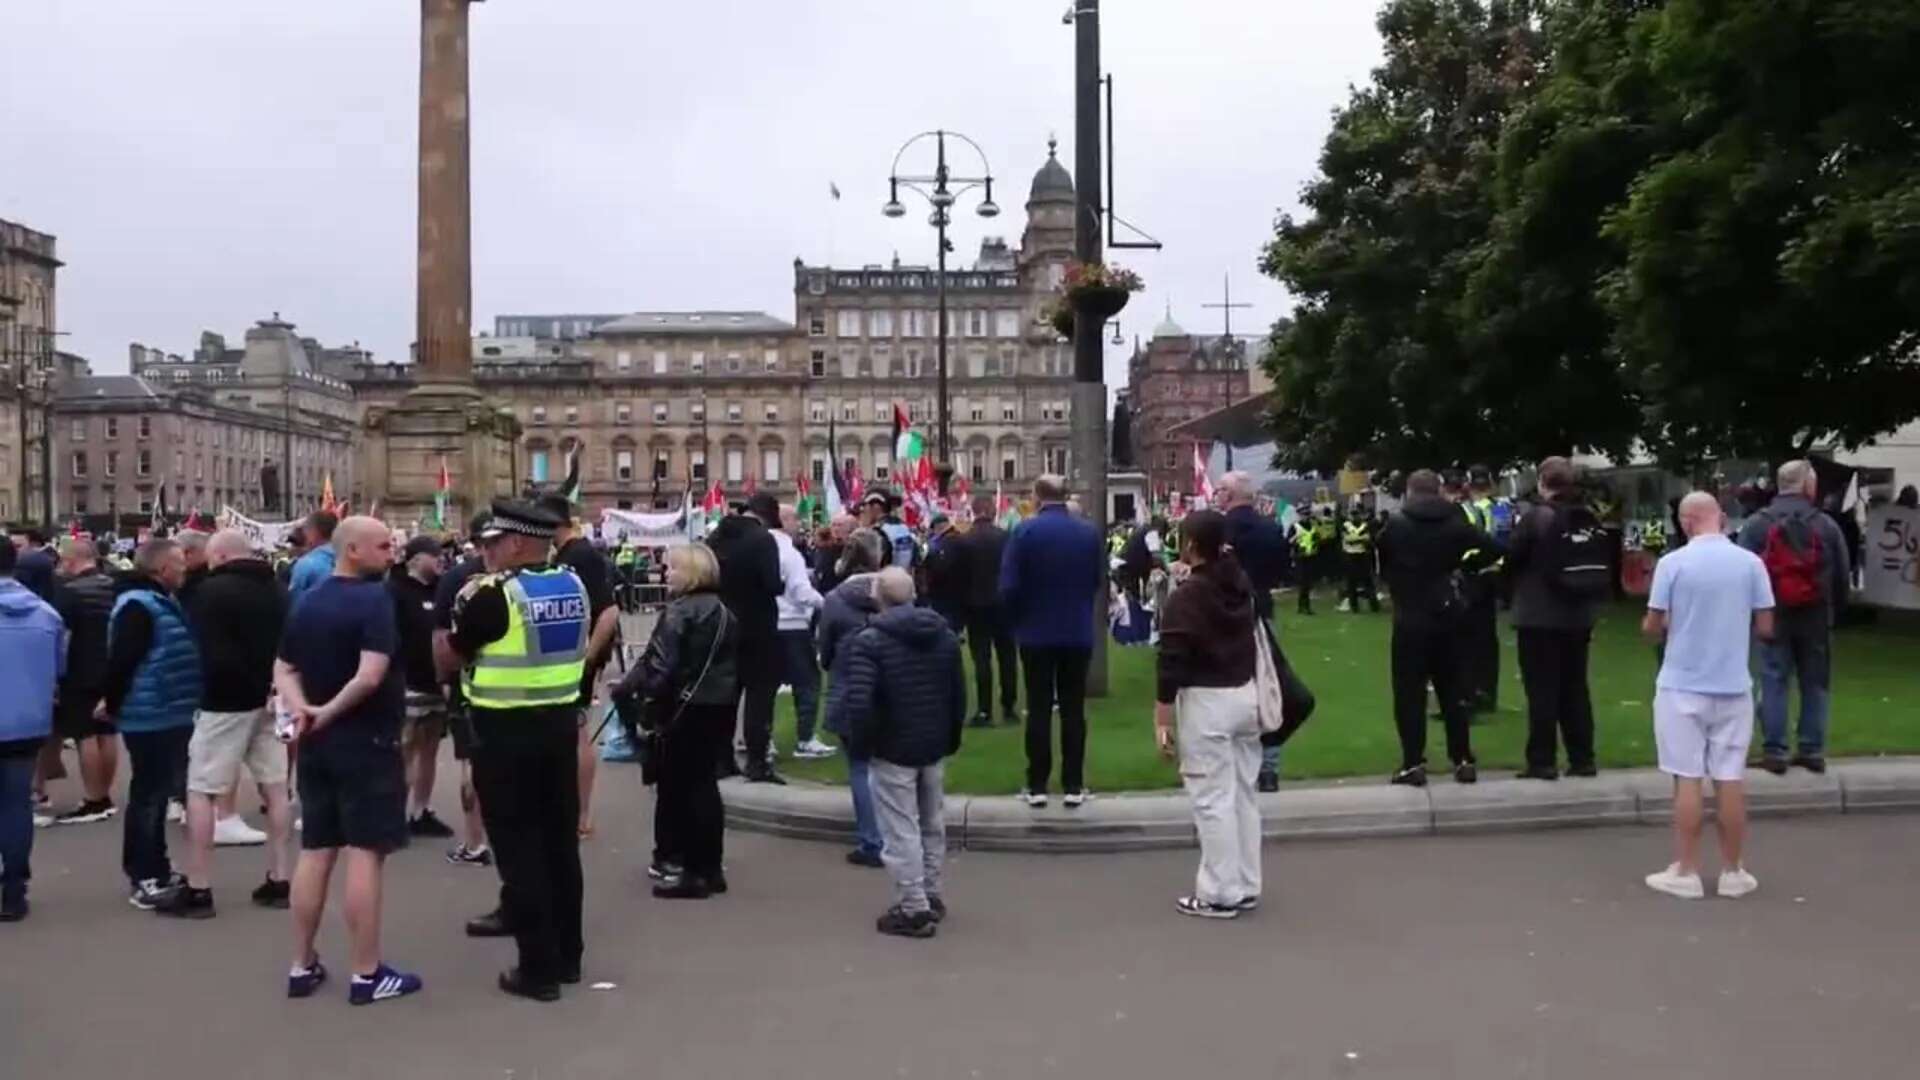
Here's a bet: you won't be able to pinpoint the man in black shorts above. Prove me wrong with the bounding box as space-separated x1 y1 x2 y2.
46 539 120 824
272 515 421 1005
433 523 492 868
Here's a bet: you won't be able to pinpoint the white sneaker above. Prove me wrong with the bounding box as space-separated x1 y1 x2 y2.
165 799 186 825
214 815 268 847
1063 790 1091 809
794 738 836 759
1644 864 1705 900
1717 867 1759 899
1022 789 1048 808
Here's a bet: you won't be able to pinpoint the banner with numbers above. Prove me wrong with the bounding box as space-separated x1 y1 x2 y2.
1863 505 1920 609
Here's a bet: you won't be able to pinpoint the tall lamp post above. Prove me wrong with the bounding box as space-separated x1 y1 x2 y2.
882 130 999 486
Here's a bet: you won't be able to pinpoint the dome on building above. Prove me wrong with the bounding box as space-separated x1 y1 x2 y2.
1152 303 1186 339
1028 137 1075 203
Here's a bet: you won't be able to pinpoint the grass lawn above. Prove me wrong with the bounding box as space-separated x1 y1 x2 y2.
771 601 1920 795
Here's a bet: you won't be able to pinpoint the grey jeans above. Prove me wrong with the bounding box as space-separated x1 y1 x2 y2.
868 759 947 914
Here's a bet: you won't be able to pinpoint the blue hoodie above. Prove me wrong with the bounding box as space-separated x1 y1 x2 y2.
0 577 66 747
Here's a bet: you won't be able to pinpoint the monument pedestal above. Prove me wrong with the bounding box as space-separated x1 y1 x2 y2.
362 381 520 532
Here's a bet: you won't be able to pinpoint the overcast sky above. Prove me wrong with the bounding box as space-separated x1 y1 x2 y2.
4 0 1380 388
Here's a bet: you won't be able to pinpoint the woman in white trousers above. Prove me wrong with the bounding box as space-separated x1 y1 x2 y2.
1153 510 1264 919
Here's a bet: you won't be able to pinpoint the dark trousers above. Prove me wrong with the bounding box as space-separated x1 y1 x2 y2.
1462 595 1500 708
656 703 730 880
964 607 1018 718
1 750 39 901
1020 645 1091 793
121 726 190 886
471 713 584 985
1391 622 1472 769
1342 556 1380 612
1517 627 1595 770
738 638 778 770
1296 555 1319 613
776 629 822 743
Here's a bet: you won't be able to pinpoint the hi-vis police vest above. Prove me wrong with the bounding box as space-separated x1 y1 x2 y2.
1342 521 1371 555
462 567 590 710
1296 527 1319 557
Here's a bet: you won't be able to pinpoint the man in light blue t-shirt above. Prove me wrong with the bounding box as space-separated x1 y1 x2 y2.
286 512 339 606
1641 492 1776 902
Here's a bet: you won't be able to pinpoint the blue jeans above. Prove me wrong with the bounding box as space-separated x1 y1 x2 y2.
777 630 822 744
0 752 38 903
1758 610 1832 759
122 727 190 886
1262 743 1284 773
847 755 882 857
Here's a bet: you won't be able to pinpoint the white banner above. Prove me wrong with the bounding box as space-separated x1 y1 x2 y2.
1863 505 1920 609
217 506 296 551
599 507 693 546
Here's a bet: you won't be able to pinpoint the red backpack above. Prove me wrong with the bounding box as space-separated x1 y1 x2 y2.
1759 513 1823 608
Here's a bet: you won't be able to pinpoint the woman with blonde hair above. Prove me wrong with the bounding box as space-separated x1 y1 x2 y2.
614 543 738 899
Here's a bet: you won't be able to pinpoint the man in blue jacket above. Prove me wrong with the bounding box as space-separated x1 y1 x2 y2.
102 539 204 911
0 538 67 922
998 475 1103 809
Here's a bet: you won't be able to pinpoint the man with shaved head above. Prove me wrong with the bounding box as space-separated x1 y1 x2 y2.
275 516 421 1002
43 537 121 824
1642 491 1776 900
155 529 291 918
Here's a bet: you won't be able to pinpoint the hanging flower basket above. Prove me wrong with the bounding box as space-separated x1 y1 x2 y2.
1047 302 1076 338
1063 260 1144 321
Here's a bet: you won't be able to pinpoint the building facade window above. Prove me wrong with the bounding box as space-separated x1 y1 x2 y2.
904 349 922 378
137 449 152 476
809 348 827 377
809 400 826 423
1045 446 1070 474
530 450 550 484
969 401 985 422
616 403 632 423
726 402 742 423
138 416 152 439
653 449 670 480
106 417 119 439
869 310 893 338
1002 452 1018 481
531 406 547 425
617 350 633 371
564 406 579 424
764 348 781 372
841 401 859 422
836 310 862 338
994 309 1021 338
808 312 826 336
764 403 779 423
691 450 707 482
105 451 119 478
965 310 986 337
653 350 668 374
725 353 743 374
725 448 744 483
616 450 634 482
70 418 86 441
690 402 705 422
761 448 781 483
654 402 669 423
1002 402 1017 422
690 352 705 374
71 451 87 478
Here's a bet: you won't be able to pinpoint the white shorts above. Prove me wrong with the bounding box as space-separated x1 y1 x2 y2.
1653 688 1754 782
187 708 288 795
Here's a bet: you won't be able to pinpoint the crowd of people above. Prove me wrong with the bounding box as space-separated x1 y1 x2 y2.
0 455 1854 990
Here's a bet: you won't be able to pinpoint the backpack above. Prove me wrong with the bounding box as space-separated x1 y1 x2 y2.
1547 503 1613 601
1759 512 1824 608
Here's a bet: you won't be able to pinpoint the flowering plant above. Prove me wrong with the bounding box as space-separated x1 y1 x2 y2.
1063 260 1145 293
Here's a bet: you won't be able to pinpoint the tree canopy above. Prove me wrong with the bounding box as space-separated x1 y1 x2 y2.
1261 0 1920 472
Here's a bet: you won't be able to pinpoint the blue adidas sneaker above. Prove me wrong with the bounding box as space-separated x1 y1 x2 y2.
349 964 423 1006
287 958 328 999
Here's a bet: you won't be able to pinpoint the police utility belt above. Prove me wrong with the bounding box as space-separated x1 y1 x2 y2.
462 568 590 711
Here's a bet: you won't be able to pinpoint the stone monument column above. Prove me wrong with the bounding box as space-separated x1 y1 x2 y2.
360 0 520 530
417 0 475 388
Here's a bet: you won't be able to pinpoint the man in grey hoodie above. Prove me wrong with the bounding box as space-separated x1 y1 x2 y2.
1737 460 1851 774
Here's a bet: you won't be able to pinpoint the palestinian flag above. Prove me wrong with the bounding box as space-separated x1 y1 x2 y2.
561 441 582 503
892 403 923 464
429 456 451 531
796 473 820 525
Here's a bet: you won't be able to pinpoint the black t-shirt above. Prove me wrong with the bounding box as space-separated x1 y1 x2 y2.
555 537 616 693
433 555 484 632
276 576 403 739
387 569 440 694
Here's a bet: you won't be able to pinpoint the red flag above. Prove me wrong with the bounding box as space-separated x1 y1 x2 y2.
744 474 758 498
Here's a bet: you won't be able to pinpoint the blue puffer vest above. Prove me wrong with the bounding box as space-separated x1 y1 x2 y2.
110 589 202 733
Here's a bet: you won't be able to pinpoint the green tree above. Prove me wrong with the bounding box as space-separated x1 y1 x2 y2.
1601 0 1920 466
1259 0 1553 472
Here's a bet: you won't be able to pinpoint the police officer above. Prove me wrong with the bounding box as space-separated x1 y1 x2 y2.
1293 514 1322 615
1339 503 1382 613
444 499 590 1003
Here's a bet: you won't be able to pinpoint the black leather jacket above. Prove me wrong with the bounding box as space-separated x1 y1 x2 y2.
616 589 739 713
